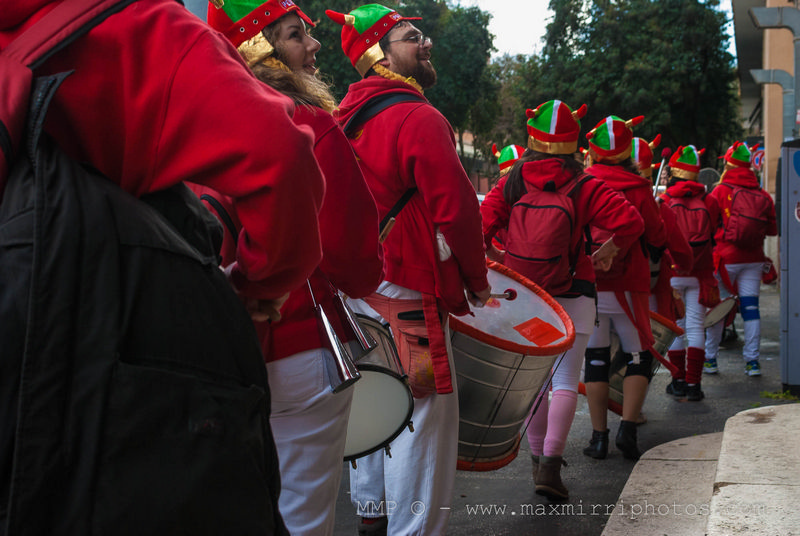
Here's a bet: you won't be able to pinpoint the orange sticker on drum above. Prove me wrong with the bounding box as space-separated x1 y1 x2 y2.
513 317 564 346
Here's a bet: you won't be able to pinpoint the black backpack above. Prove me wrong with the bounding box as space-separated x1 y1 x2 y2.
0 2 286 534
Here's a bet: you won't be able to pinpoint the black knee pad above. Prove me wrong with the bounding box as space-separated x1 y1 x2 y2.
624 351 654 380
584 347 611 383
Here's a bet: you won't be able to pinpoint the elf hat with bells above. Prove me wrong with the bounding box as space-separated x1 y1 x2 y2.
325 4 421 77
631 134 662 178
721 141 754 169
492 143 526 175
669 145 705 181
586 114 644 164
526 100 588 155
207 0 314 67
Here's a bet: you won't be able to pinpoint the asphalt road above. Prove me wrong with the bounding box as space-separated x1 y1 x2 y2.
332 284 796 535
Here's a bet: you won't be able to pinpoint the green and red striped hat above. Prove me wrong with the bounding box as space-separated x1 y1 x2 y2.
525 100 588 154
492 143 526 175
207 0 314 48
669 144 705 180
586 114 644 163
631 134 661 178
722 141 752 168
326 4 421 77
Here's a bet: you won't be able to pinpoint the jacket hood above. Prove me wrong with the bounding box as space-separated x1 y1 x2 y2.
0 0 53 31
587 163 651 192
720 166 760 189
519 159 581 190
665 179 706 198
336 76 426 126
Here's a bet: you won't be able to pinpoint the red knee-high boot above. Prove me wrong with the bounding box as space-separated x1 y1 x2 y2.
685 347 705 401
666 349 687 397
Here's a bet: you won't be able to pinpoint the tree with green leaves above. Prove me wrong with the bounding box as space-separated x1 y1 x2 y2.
515 0 741 164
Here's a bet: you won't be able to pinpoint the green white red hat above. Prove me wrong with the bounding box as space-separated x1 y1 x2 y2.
525 100 588 155
669 145 705 180
722 141 753 168
207 0 314 66
586 115 644 163
325 4 421 77
631 134 661 178
492 143 526 175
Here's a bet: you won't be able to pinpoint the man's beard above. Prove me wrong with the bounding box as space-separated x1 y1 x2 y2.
413 60 437 89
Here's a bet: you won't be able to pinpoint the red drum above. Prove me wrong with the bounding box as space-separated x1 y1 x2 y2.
703 296 737 329
449 261 575 471
607 310 684 414
342 315 414 463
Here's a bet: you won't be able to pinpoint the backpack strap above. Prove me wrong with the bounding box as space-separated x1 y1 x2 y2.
2 0 138 68
342 92 427 138
378 187 417 243
200 193 239 246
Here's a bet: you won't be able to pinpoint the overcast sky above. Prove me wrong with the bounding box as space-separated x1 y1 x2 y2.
461 0 735 59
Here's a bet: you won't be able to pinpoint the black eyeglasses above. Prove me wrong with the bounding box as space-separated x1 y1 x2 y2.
387 33 432 47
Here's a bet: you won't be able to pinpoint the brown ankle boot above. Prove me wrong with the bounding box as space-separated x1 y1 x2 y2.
531 454 540 482
535 456 568 501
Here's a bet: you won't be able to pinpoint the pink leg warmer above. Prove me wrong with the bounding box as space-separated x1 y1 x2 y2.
525 392 549 456
542 390 578 457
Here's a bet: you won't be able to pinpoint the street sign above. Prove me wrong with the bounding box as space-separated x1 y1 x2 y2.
752 149 765 171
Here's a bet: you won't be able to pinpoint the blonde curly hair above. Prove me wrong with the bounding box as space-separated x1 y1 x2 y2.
250 24 337 114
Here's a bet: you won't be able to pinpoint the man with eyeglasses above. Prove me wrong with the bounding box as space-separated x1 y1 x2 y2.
328 4 490 535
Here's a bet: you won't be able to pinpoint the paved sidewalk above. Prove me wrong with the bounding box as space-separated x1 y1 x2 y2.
603 404 800 536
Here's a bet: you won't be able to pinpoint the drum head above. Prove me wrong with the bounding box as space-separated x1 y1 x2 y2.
704 297 737 328
343 365 414 461
450 261 575 356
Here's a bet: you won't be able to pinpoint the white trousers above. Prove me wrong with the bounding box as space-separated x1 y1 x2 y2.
669 276 705 350
267 348 353 536
551 295 597 392
587 291 644 353
705 262 764 362
348 284 459 536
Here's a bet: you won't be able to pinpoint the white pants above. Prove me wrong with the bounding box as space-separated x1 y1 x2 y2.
349 284 459 536
551 295 597 392
669 276 705 350
705 262 764 362
587 291 644 353
268 348 353 536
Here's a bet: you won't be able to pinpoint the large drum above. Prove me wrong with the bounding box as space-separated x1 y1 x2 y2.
450 261 575 471
606 310 684 413
343 315 414 463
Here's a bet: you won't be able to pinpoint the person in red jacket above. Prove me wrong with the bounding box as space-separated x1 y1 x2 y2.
582 116 668 462
1 0 327 533
705 142 777 376
481 101 645 500
631 135 693 321
660 145 722 401
327 4 490 534
196 1 384 533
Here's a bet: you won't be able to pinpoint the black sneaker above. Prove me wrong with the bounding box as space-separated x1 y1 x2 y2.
666 378 687 397
686 383 705 401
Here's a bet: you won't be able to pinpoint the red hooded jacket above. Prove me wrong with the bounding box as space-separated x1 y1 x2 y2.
586 163 668 293
336 76 488 315
709 167 777 264
0 0 325 301
481 159 644 296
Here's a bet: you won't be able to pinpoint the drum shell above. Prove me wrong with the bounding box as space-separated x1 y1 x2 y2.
452 331 557 468
608 311 683 408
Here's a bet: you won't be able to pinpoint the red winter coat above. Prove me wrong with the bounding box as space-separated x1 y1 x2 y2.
191 105 384 362
586 164 668 293
336 76 488 315
660 180 721 279
480 159 644 296
709 167 777 264
650 202 694 321
0 0 325 301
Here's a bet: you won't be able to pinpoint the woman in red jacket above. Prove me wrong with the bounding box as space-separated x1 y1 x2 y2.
705 142 777 376
582 116 668 462
200 1 384 533
481 100 644 501
660 146 721 402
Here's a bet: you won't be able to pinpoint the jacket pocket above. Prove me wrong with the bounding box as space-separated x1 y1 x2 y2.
92 361 278 535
